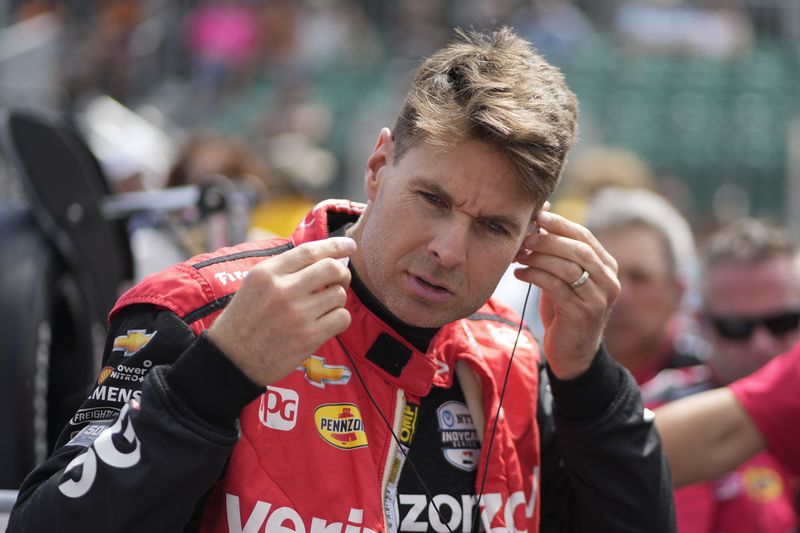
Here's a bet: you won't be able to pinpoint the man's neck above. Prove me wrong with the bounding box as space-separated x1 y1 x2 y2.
339 210 440 352
347 262 440 353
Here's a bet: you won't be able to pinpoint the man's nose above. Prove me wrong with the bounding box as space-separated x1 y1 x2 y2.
427 220 469 268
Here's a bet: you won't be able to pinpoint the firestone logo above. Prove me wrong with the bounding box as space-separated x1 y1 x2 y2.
215 270 249 287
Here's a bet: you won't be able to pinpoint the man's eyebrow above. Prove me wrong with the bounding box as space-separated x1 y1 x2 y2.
411 177 454 204
411 176 525 235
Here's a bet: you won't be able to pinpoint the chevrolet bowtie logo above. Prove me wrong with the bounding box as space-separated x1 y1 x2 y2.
297 356 351 388
112 330 157 357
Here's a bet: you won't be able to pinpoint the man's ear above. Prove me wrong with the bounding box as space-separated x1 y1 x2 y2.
364 128 394 201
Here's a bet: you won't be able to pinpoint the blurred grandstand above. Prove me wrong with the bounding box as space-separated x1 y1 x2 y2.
1 0 798 227
0 0 799 519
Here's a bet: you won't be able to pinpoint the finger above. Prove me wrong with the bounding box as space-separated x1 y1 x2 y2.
518 235 620 300
275 237 357 274
528 232 605 279
514 247 532 263
302 283 349 320
517 265 604 309
312 307 352 346
519 266 588 307
537 211 618 273
290 256 352 293
515 252 584 288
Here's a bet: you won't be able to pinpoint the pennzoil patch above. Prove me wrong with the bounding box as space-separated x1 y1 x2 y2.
315 403 368 450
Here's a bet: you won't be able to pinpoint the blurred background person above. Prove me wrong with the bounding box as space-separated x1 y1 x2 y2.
509 0 598 63
165 132 269 196
647 218 800 533
585 187 702 385
183 0 263 107
550 145 656 224
656 336 800 490
700 219 800 386
615 0 754 59
128 133 270 278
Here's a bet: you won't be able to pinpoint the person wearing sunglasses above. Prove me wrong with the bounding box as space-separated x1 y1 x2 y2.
650 218 800 533
700 219 800 387
657 337 800 484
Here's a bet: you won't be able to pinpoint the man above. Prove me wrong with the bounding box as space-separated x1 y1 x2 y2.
657 340 800 482
584 187 700 385
699 219 800 386
8 28 673 532
653 219 800 532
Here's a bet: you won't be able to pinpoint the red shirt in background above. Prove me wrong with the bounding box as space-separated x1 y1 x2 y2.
731 342 800 478
645 361 799 533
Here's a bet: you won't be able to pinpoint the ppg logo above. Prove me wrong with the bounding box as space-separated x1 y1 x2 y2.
258 386 299 431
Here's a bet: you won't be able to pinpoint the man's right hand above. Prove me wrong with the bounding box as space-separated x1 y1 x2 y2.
207 237 356 386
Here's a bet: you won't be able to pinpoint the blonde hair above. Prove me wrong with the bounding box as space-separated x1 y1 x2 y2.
392 27 578 206
586 187 697 280
565 146 655 196
702 218 796 269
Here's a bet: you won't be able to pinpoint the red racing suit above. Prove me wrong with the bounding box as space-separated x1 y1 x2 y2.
8 200 674 532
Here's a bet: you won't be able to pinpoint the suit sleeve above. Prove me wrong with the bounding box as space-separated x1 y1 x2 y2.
7 304 263 533
538 347 676 533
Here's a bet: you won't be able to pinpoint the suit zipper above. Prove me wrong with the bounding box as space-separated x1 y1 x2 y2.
381 388 406 532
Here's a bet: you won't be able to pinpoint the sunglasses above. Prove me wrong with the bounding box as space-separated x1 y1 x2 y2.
706 309 800 341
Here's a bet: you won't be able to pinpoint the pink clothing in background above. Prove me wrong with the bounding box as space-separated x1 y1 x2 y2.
186 4 261 67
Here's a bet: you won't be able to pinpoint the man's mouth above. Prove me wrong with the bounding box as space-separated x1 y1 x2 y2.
406 272 454 302
416 275 452 293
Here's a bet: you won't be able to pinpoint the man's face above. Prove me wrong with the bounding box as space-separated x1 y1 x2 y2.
598 225 681 368
703 255 800 384
352 132 536 328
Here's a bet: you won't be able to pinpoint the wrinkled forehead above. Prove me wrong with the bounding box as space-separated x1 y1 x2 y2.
396 131 548 207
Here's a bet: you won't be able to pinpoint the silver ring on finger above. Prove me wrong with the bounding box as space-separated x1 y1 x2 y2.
570 269 590 290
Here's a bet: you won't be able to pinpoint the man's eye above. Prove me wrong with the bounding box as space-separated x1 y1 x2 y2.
420 192 444 206
482 220 508 236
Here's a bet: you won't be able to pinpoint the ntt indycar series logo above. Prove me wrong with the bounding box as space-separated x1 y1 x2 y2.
437 401 480 471
315 403 368 450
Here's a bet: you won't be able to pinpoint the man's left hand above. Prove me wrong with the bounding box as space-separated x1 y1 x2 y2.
513 210 620 380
